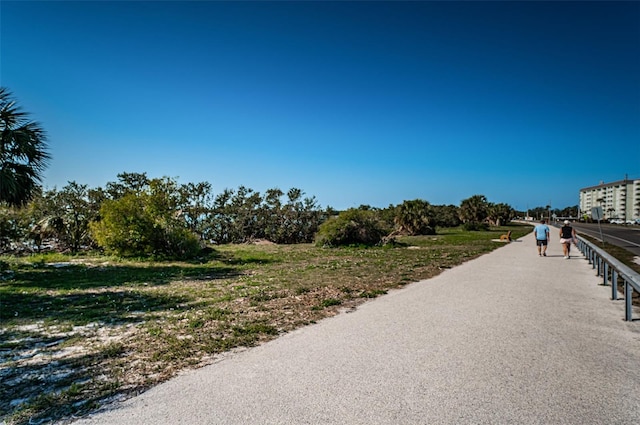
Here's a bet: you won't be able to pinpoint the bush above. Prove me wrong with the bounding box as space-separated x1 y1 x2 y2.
90 194 201 259
462 221 489 231
159 226 202 259
90 195 156 257
314 209 389 247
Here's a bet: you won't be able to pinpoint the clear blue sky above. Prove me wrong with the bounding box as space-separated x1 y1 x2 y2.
2 1 639 212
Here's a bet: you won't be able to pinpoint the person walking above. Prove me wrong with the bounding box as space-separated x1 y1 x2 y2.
534 219 550 256
559 220 577 259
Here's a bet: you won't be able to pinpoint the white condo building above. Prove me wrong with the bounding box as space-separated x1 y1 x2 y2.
579 178 640 221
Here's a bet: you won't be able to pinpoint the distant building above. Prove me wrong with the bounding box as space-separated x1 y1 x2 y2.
579 178 640 221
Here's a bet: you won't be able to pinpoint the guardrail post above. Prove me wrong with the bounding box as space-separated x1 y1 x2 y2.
625 281 633 321
612 271 618 300
584 245 588 262
603 262 608 286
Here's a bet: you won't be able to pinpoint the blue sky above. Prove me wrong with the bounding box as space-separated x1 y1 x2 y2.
2 1 639 212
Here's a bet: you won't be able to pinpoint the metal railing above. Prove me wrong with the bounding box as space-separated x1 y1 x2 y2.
576 236 640 321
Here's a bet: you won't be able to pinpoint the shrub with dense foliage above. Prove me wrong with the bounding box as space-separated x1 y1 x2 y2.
90 185 201 259
315 208 390 247
431 204 461 228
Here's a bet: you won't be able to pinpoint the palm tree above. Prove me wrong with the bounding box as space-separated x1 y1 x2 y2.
545 204 551 222
459 194 489 224
0 87 50 207
394 199 434 235
488 202 515 226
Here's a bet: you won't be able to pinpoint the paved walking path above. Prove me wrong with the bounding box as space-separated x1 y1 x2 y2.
74 232 640 425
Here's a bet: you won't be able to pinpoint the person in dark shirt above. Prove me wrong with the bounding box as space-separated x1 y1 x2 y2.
559 220 577 259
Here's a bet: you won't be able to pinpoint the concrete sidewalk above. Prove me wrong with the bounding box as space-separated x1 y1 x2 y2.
73 232 640 425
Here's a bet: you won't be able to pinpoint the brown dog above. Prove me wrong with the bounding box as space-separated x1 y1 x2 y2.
499 231 512 242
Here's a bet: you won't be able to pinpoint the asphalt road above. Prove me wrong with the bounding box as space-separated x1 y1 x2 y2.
558 222 640 257
71 232 640 425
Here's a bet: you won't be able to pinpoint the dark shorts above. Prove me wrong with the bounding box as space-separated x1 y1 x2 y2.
536 239 548 246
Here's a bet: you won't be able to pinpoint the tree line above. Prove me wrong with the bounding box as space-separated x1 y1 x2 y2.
525 205 580 221
0 175 518 258
0 172 332 257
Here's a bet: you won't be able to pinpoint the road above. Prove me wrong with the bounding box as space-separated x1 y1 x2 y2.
555 222 640 257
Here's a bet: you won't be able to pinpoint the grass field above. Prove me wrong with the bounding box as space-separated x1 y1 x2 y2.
0 223 532 424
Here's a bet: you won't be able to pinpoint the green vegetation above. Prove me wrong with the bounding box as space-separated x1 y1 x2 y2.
1 173 329 257
0 223 531 424
459 194 490 230
394 199 436 235
314 208 390 246
90 191 201 259
0 87 51 207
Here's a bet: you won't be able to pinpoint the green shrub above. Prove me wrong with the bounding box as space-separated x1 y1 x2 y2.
462 221 489 231
90 195 157 257
158 226 202 259
90 194 201 259
314 208 388 247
